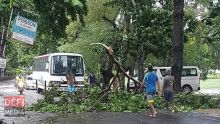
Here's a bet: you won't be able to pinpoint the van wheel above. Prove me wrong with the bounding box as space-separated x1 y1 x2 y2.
182 85 192 93
37 87 42 93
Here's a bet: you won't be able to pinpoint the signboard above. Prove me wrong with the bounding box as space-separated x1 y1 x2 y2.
4 95 25 116
0 58 6 68
12 15 38 45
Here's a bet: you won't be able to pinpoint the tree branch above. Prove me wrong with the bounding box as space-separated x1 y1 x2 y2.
99 70 118 95
91 43 142 86
89 43 144 111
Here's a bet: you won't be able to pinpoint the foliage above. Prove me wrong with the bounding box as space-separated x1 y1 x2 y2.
59 22 113 74
174 93 219 111
33 0 87 38
184 32 214 79
29 86 220 114
106 0 174 63
204 1 220 70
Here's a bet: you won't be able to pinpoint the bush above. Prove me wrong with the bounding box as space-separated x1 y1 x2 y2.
174 93 218 110
29 86 220 114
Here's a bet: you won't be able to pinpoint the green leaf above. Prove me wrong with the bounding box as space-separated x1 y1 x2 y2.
71 0 83 7
0 3 7 7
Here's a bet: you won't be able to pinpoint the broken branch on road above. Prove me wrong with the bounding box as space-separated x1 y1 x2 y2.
89 43 143 110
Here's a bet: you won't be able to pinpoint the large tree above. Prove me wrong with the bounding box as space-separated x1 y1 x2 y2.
171 0 184 92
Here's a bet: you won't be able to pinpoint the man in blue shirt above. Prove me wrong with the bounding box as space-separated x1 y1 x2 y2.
143 65 161 117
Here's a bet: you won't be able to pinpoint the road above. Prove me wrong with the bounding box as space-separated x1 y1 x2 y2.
39 112 220 124
0 79 55 124
0 79 220 124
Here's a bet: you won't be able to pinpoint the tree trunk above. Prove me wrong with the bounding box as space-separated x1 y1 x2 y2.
136 43 144 93
100 51 114 90
120 12 131 91
0 11 3 57
0 7 13 57
171 0 184 93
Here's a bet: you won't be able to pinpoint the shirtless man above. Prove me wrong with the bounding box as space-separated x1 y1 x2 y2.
66 70 76 94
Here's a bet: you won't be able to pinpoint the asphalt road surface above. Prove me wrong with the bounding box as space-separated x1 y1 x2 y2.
39 112 220 124
0 79 55 124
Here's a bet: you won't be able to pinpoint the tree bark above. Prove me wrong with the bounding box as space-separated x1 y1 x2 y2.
100 51 114 90
136 43 144 93
0 11 3 57
171 0 184 93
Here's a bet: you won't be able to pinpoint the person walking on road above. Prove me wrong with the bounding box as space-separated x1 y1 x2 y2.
142 65 161 117
16 74 25 95
162 69 175 112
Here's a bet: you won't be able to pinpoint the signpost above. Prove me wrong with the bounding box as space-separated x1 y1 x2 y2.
12 15 38 45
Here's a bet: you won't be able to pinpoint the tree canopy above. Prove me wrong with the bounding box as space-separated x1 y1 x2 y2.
0 0 219 83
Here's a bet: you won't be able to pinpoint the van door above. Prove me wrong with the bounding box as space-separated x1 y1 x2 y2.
181 67 200 91
156 68 166 89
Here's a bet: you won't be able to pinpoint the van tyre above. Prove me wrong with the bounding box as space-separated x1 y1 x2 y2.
182 85 192 93
37 88 41 93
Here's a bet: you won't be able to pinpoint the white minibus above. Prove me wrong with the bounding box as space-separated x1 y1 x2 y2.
32 53 85 93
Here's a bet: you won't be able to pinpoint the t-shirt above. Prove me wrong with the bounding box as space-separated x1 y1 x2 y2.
163 75 175 92
144 72 158 94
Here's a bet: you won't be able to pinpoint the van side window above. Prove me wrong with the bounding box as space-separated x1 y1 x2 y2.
160 69 166 77
182 68 197 76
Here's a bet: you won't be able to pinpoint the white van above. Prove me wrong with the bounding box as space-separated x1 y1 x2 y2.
128 66 200 92
154 66 200 92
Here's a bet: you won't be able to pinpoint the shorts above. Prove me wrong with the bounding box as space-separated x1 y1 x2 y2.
164 90 174 102
68 85 76 93
146 94 155 104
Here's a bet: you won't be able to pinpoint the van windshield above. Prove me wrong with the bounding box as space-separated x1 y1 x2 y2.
51 55 84 76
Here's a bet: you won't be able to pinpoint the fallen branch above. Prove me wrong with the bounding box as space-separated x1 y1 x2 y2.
99 71 118 95
88 91 108 111
88 91 116 111
89 43 143 111
91 43 142 86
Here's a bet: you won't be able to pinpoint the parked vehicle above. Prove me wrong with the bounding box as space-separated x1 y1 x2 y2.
32 53 86 93
129 66 200 92
25 75 36 90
